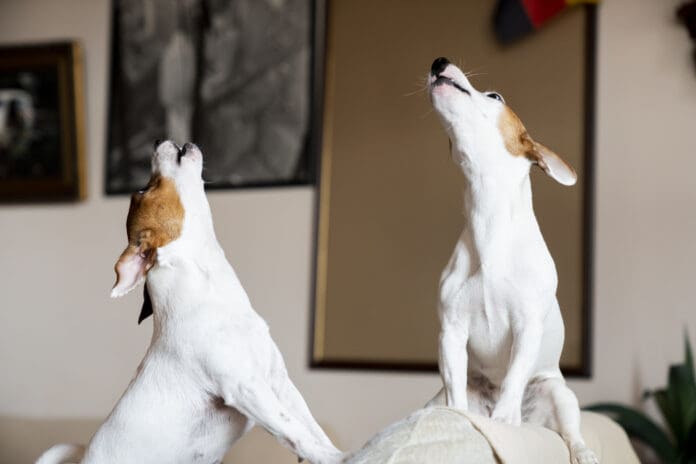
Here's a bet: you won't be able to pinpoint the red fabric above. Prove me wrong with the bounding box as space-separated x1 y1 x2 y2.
521 0 568 27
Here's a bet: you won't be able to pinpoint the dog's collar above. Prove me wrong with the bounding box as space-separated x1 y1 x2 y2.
138 285 153 324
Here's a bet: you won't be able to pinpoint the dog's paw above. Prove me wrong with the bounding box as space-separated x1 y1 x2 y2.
490 401 522 426
570 444 599 464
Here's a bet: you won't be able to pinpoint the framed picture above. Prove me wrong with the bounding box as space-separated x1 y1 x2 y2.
312 0 596 377
106 0 324 194
0 42 85 202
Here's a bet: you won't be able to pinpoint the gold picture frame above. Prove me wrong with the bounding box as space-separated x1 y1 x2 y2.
312 0 596 376
0 42 85 202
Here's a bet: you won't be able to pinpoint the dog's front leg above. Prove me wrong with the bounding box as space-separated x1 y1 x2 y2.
491 319 543 426
439 323 469 411
225 383 343 464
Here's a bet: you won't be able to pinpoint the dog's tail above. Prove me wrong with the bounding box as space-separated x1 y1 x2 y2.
35 443 85 464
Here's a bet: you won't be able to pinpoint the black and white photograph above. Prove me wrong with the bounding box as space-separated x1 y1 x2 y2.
0 42 84 202
106 0 317 193
0 73 46 177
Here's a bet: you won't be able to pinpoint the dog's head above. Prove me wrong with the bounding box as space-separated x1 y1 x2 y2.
110 140 208 299
427 57 576 186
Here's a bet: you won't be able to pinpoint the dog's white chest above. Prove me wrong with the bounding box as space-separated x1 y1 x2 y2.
442 267 512 372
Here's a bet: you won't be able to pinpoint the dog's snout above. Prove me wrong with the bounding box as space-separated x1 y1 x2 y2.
431 57 450 76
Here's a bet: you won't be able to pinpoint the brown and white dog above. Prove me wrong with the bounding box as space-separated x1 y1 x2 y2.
37 141 344 464
426 57 598 464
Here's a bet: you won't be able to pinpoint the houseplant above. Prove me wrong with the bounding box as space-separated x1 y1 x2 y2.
586 333 696 463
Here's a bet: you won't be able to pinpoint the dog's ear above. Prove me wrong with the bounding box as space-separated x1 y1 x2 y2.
530 141 577 186
499 106 577 186
110 243 156 298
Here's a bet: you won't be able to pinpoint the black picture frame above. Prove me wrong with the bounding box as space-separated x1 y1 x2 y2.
105 0 324 194
0 42 85 203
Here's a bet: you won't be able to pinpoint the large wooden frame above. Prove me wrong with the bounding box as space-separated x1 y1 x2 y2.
311 0 596 377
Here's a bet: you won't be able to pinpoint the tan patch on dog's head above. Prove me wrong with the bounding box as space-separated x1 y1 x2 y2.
126 175 184 251
111 175 185 297
498 106 577 186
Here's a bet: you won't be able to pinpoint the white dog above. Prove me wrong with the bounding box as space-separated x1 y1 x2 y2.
37 141 344 464
426 58 598 464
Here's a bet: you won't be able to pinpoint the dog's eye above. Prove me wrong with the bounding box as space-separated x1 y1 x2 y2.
486 92 504 103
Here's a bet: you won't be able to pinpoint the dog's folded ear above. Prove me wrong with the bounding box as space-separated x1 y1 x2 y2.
531 142 577 186
111 244 156 298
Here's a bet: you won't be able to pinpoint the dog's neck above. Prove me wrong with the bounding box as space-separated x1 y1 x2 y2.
145 242 246 337
454 145 536 249
144 196 252 331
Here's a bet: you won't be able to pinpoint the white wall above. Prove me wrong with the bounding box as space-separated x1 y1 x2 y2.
0 0 694 458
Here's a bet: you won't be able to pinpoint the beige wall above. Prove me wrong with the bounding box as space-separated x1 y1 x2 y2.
0 0 695 461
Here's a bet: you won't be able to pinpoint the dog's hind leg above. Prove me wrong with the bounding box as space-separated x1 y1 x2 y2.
523 376 599 464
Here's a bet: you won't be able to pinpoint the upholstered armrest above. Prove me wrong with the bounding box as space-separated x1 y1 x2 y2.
346 407 639 464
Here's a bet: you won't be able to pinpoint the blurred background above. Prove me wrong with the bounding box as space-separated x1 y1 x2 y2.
0 0 695 462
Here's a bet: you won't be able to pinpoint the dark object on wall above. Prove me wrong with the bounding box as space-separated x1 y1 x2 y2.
0 42 85 202
494 0 598 43
312 0 597 378
678 0 696 68
106 0 322 194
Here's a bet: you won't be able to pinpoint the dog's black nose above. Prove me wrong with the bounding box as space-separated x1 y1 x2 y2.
154 139 163 150
431 57 450 76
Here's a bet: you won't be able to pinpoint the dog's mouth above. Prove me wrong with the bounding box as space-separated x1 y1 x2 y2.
176 144 186 164
154 140 187 164
176 143 196 165
432 76 470 95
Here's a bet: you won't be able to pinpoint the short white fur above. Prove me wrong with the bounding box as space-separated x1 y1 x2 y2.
426 60 599 464
37 141 344 464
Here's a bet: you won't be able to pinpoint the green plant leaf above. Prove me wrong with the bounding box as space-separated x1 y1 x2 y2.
585 403 677 462
665 363 696 446
649 388 672 432
685 329 695 386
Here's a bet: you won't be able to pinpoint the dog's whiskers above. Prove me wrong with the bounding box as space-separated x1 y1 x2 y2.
418 108 436 120
404 74 431 97
464 65 487 81
404 87 427 97
465 72 487 80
